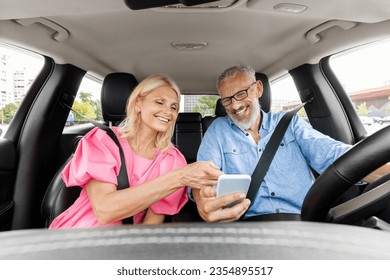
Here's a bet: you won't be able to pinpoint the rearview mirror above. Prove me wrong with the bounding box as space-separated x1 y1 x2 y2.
124 0 222 10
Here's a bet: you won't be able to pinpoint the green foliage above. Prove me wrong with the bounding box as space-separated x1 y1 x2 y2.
72 101 97 120
72 91 102 121
387 96 390 112
0 103 20 124
357 102 368 116
92 99 103 120
297 107 307 117
79 92 94 103
193 95 219 117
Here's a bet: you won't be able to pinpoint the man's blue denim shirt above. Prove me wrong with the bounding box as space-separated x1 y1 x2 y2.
197 110 351 218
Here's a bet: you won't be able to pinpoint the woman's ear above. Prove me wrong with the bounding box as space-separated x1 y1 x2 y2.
135 98 142 113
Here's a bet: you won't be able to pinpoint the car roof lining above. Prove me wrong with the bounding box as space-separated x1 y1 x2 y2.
1 0 389 23
1 0 390 92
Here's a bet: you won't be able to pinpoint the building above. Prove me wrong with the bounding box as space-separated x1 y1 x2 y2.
0 55 8 108
280 86 390 117
349 86 390 117
13 69 32 103
0 53 33 108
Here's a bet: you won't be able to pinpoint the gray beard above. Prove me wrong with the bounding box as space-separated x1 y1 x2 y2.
228 100 261 130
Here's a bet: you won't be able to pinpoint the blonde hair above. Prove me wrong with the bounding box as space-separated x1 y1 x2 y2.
118 74 181 152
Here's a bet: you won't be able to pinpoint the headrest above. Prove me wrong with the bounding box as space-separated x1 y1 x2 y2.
176 112 202 123
215 98 227 116
101 72 138 123
214 72 271 116
256 72 271 113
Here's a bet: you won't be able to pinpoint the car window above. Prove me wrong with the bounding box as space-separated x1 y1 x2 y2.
329 39 390 135
0 43 44 137
184 76 306 118
186 75 306 118
183 94 219 116
66 74 103 127
270 75 307 119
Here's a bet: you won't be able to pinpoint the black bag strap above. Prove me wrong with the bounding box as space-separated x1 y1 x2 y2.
65 105 133 224
241 100 309 220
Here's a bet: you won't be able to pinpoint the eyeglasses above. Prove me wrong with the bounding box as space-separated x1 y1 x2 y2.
220 81 256 107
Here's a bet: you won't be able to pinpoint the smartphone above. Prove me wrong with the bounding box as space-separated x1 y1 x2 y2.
216 174 251 198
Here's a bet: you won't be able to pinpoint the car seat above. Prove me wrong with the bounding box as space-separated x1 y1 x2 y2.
174 112 203 163
41 72 138 227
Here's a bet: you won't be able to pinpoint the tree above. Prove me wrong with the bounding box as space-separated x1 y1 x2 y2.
92 99 102 120
73 91 102 120
357 102 368 116
0 103 19 124
297 107 307 117
78 92 94 103
72 101 97 121
387 96 390 112
193 96 219 117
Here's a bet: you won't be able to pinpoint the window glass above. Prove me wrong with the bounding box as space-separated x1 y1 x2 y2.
183 75 306 119
183 76 306 119
270 75 307 120
182 94 219 116
329 39 390 135
66 75 103 126
0 44 44 137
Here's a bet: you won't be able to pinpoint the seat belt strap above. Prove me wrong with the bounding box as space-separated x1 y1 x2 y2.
90 122 129 192
241 100 310 220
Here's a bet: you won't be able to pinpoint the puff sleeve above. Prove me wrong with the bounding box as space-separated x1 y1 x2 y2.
61 127 122 188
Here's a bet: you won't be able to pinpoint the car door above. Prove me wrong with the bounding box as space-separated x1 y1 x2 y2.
0 45 46 230
0 43 86 230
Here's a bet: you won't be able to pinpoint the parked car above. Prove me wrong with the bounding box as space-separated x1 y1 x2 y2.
359 116 373 126
0 0 389 262
378 116 390 125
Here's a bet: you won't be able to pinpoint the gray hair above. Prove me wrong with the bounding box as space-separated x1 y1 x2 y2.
216 65 256 94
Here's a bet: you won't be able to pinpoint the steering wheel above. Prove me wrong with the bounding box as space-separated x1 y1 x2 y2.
301 124 390 222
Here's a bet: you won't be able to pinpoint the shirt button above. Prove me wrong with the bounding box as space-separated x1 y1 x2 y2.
280 143 284 146
259 148 262 152
246 133 249 136
233 149 236 152
271 192 275 196
276 209 280 213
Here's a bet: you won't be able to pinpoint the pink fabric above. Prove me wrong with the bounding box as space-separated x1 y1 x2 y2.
49 127 188 229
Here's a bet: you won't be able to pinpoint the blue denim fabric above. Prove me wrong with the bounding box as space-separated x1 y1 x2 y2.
197 110 351 218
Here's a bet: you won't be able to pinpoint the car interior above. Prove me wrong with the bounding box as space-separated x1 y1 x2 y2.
0 0 390 259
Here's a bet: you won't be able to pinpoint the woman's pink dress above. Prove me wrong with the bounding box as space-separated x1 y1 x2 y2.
49 127 188 228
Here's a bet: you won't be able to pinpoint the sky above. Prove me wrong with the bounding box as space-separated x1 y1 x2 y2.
0 44 102 100
271 38 390 100
330 39 390 93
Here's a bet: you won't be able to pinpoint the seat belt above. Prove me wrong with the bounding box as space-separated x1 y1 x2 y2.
241 100 310 220
64 104 133 224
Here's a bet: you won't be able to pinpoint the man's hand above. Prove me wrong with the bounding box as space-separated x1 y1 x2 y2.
192 187 250 223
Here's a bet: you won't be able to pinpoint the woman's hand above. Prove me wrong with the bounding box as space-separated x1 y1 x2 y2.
178 161 223 189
